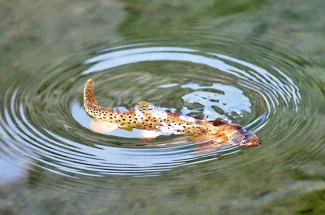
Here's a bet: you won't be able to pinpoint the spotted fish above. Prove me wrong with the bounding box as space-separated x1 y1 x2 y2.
84 79 261 151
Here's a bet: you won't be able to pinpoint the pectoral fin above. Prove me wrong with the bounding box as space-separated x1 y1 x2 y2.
90 120 118 134
139 130 160 142
191 134 213 143
118 125 133 131
140 137 157 142
191 135 218 153
189 115 204 120
192 135 230 153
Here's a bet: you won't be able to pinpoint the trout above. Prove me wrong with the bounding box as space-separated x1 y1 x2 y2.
83 79 261 151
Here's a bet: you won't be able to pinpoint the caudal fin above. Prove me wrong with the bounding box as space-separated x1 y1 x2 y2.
84 79 98 106
83 79 100 118
83 79 115 120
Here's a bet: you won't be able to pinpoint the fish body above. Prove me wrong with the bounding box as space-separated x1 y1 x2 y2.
84 79 261 149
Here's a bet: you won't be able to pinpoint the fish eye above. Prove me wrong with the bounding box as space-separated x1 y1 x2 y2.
240 140 246 145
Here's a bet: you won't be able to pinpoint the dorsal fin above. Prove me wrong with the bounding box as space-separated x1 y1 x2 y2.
190 115 205 120
136 101 151 112
211 118 228 126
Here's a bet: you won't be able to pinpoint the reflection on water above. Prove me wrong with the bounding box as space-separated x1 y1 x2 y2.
1 0 325 214
181 83 252 120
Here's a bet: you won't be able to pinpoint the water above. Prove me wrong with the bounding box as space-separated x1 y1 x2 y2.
1 0 325 214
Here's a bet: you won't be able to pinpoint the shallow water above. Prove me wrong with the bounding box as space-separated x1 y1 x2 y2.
1 0 325 214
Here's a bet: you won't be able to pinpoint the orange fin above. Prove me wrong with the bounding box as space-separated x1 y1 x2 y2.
83 79 115 119
137 101 152 111
140 130 160 142
191 134 223 153
191 135 212 153
90 119 118 134
211 118 228 126
189 115 205 120
194 141 215 153
140 137 157 143
84 79 98 105
191 134 213 143
118 125 133 132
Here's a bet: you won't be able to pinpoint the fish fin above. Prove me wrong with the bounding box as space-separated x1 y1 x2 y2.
90 120 118 134
187 116 228 125
191 134 213 143
188 115 205 120
140 130 160 142
186 115 210 126
192 134 230 153
140 137 157 143
191 134 216 153
137 101 151 111
211 118 228 126
84 80 115 119
194 141 216 153
201 117 209 126
118 125 133 131
84 79 98 105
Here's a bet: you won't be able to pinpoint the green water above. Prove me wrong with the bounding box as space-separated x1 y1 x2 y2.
1 0 325 214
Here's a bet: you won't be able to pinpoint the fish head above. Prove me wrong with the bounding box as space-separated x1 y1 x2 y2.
238 132 262 147
208 122 261 147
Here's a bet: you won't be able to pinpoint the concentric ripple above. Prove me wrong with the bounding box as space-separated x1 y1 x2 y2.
0 42 302 178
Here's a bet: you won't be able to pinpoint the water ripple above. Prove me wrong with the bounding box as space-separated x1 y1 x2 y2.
0 42 304 179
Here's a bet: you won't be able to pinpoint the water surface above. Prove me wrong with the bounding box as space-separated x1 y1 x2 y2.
1 0 325 214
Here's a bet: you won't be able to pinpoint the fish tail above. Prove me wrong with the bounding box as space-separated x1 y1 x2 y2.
84 79 98 106
83 79 101 118
83 79 116 120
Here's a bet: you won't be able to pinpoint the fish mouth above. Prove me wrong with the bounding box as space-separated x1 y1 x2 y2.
241 135 262 147
227 131 262 147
